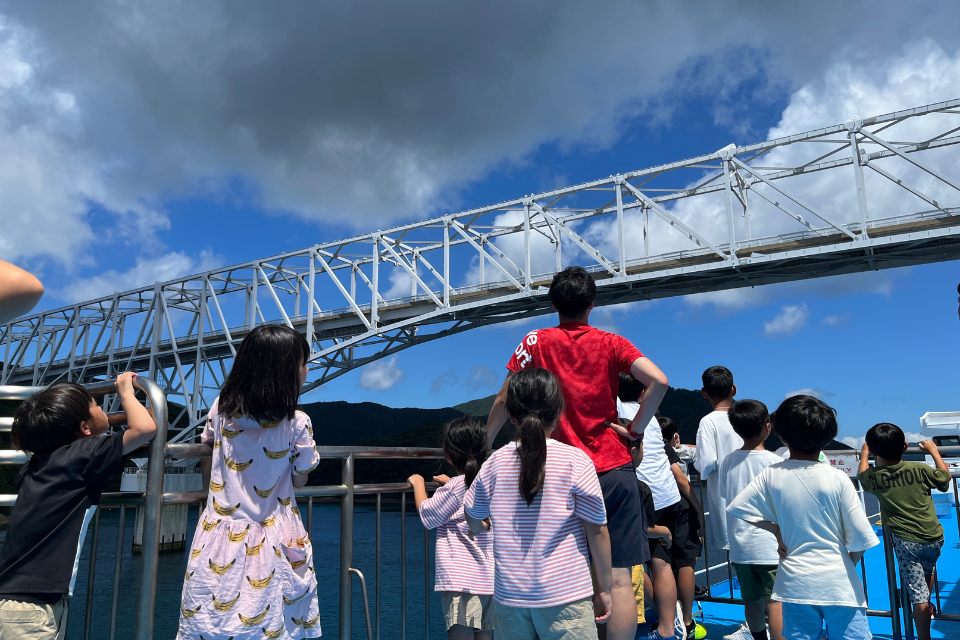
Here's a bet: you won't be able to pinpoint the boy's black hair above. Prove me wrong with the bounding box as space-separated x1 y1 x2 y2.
617 372 644 403
12 382 94 454
219 325 310 422
771 394 837 455
440 416 488 489
865 423 905 462
549 266 597 319
658 416 680 443
728 399 770 441
702 365 734 401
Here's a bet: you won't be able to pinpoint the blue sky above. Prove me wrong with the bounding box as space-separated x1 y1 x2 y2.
4 3 960 445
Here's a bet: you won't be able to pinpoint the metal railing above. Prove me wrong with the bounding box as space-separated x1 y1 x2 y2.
0 377 168 640
692 446 960 640
1 377 447 640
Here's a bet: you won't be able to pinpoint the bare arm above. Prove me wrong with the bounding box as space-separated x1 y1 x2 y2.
849 550 864 566
583 521 613 624
628 357 668 437
647 524 672 545
0 260 43 324
859 443 871 474
117 373 158 455
465 510 489 536
408 474 429 509
750 520 788 559
200 457 211 490
485 373 512 448
672 463 706 534
292 473 309 488
919 440 949 472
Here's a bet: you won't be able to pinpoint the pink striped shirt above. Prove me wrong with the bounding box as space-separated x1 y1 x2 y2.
418 474 494 594
464 440 607 608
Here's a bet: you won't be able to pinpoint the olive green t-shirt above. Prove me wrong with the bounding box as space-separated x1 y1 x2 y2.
858 461 952 543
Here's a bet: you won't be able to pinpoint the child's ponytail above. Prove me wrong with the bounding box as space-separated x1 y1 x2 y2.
506 367 564 506
440 416 488 489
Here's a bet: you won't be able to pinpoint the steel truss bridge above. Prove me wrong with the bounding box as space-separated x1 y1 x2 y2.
4 99 960 439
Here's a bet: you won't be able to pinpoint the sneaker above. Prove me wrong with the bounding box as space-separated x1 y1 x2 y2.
721 622 753 640
685 622 707 640
645 631 679 640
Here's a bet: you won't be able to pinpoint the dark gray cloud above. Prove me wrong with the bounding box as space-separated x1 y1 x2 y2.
2 1 959 266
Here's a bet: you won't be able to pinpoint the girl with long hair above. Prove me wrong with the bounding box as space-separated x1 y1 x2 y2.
178 325 321 640
464 367 614 640
409 416 494 639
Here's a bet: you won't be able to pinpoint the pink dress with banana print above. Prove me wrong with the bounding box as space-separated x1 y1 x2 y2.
177 398 321 640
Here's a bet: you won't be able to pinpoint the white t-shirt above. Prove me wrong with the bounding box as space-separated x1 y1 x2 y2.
718 450 783 562
694 410 743 548
727 460 879 607
618 399 680 510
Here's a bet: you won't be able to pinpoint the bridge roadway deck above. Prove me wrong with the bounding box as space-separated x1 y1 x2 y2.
6 209 960 387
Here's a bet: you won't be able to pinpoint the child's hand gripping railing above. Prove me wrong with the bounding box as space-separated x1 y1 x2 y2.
0 376 168 640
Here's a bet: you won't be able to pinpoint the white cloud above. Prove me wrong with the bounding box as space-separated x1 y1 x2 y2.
358 355 404 391
784 387 835 401
58 250 222 303
821 313 851 328
464 365 499 392
840 436 864 449
763 303 809 338
430 369 459 394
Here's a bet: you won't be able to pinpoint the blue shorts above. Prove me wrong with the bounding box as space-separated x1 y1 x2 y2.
597 464 649 568
781 604 871 640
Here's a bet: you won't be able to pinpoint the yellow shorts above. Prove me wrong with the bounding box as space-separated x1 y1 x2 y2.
631 565 646 624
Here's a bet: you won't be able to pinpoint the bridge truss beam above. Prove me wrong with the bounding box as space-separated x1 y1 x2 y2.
4 99 960 440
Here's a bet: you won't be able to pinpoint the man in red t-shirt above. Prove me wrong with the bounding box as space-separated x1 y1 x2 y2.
487 266 669 640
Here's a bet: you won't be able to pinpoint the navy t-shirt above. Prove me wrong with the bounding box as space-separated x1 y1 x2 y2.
0 432 123 603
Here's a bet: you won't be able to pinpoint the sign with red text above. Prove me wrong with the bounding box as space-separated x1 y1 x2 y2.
827 453 859 477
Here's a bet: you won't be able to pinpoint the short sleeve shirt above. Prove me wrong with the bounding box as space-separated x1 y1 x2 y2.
464 440 607 607
506 323 644 472
858 461 952 543
418 475 494 594
727 460 879 606
0 433 124 603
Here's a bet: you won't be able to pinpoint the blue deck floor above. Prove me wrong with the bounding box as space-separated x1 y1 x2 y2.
696 507 960 639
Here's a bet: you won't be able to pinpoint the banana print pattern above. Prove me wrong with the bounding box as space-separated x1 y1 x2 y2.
222 426 244 439
213 498 241 516
263 446 289 460
262 626 284 639
209 558 236 576
238 605 270 626
283 589 309 606
253 481 277 499
227 525 250 543
224 457 253 472
180 399 320 639
245 538 265 556
246 569 276 590
212 592 241 612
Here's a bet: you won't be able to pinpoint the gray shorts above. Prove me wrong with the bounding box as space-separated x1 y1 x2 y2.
891 533 943 605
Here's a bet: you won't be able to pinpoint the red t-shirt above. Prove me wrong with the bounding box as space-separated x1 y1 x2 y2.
505 322 644 473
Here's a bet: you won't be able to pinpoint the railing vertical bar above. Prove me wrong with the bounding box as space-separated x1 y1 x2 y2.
726 551 734 597
108 504 126 640
82 507 101 640
134 377 168 640
424 523 430 640
933 566 941 617
698 479 711 594
376 492 381 640
307 496 314 537
901 573 914 640
881 522 903 640
953 477 960 541
339 454 355 640
401 490 407 640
